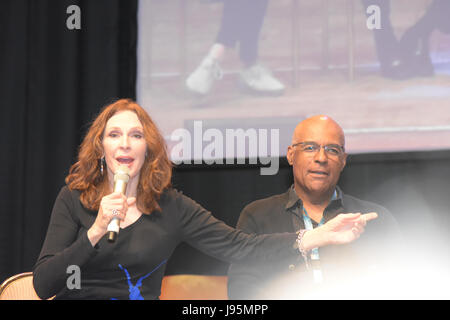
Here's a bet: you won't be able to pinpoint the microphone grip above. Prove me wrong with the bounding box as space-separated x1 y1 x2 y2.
108 167 129 243
107 217 120 243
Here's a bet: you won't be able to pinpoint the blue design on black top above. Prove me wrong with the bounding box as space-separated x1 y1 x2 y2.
111 259 167 300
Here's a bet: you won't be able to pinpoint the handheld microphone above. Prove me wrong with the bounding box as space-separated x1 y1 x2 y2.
107 165 130 243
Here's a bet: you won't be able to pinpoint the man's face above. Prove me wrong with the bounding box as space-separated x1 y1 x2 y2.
287 118 347 197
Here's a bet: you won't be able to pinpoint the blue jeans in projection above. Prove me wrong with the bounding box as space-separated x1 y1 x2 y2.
216 0 269 67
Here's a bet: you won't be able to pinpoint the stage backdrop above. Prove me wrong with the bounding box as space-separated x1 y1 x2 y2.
0 0 137 284
137 0 450 162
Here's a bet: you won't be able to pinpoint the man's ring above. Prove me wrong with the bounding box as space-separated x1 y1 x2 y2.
112 209 120 216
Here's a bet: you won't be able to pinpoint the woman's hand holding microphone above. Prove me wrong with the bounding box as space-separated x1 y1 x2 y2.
87 192 136 246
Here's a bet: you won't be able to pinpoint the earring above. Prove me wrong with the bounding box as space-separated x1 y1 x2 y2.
100 157 105 175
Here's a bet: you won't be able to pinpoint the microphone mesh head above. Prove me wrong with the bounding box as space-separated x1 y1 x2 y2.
114 165 130 182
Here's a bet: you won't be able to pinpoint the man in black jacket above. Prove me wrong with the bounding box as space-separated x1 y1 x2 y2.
227 115 402 299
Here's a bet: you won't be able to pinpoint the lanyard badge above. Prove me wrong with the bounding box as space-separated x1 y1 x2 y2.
301 190 337 283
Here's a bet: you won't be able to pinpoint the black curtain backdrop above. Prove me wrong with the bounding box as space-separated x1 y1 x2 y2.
1 0 450 286
0 0 137 283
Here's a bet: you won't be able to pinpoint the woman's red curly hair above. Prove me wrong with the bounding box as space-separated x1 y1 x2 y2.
65 98 172 214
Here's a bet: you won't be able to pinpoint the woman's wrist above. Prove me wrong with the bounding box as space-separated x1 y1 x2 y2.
87 225 105 247
300 227 328 252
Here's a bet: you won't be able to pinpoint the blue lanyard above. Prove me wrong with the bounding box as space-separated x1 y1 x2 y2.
302 208 324 260
301 190 337 282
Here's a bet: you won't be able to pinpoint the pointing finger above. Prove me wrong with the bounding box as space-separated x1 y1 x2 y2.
338 213 361 220
362 212 378 222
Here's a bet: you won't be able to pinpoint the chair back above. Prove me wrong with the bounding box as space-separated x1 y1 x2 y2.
160 274 228 300
0 272 42 300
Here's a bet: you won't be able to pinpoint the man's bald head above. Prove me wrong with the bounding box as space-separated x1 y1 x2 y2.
287 115 347 203
292 115 345 147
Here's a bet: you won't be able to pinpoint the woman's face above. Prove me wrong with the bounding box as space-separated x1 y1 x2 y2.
102 110 147 181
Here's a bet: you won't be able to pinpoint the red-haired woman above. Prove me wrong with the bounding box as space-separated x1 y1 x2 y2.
33 99 370 300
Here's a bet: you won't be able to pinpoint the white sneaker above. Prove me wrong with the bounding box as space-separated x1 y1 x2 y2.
186 57 223 95
239 65 285 96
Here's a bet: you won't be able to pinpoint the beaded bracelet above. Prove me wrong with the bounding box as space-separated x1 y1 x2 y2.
296 229 310 269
